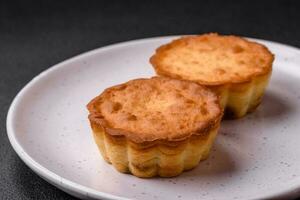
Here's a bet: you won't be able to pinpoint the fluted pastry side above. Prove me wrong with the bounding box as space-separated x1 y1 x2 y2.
211 72 271 118
90 121 220 178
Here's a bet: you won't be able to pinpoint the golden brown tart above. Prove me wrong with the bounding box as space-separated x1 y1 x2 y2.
150 33 274 118
87 77 222 178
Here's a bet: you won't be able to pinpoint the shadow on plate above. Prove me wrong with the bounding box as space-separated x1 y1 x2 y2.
223 91 293 121
179 141 237 178
256 91 293 119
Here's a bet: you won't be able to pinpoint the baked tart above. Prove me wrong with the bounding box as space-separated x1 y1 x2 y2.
87 77 222 178
150 33 274 118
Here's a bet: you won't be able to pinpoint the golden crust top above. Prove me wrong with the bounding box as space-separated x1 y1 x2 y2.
150 33 274 85
87 77 222 143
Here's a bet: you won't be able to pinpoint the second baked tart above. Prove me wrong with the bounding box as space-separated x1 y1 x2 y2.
87 77 222 178
150 33 274 118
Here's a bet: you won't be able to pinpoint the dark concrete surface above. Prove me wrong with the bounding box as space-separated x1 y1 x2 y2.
1 0 299 199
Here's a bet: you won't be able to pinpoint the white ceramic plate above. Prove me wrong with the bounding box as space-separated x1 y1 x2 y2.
6 36 300 200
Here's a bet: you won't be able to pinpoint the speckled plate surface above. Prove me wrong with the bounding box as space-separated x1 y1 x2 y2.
6 36 300 200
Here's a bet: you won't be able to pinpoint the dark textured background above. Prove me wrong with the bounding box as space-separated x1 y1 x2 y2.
1 0 300 199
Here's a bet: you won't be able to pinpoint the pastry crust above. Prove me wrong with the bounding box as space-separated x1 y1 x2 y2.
90 121 220 178
150 33 274 118
87 77 222 177
210 72 271 118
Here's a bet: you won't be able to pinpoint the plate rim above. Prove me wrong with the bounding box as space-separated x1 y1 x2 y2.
6 35 300 200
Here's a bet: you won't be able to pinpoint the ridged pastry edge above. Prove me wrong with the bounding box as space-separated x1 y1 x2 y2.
87 77 223 143
150 34 274 86
90 120 220 178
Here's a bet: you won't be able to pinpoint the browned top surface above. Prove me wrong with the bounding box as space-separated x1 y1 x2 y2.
87 77 222 143
151 33 274 85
